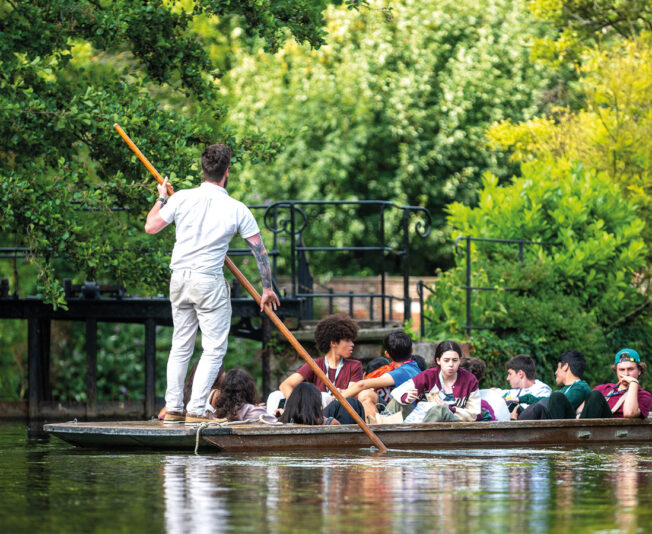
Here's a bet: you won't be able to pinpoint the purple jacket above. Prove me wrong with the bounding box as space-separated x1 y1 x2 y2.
391 367 481 422
236 403 277 423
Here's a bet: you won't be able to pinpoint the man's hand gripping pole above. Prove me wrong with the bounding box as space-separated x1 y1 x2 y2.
113 124 388 453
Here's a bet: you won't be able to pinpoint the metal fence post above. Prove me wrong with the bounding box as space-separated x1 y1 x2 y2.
465 237 472 338
402 209 411 324
85 318 98 418
144 318 156 418
418 281 425 339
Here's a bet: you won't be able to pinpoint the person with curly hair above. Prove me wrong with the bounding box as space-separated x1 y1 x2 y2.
213 369 276 422
278 313 363 404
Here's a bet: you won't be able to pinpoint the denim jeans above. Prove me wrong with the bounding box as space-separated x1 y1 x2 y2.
166 270 231 415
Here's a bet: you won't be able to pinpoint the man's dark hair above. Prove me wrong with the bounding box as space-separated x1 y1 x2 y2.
558 350 587 378
281 383 323 425
412 354 428 371
201 143 231 182
213 369 258 421
313 313 359 354
383 331 412 362
460 356 486 382
366 357 390 375
505 354 536 380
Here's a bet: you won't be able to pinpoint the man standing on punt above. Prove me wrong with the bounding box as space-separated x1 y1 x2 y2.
145 143 280 423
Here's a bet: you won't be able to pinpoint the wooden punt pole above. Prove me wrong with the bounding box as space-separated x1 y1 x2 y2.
114 124 388 453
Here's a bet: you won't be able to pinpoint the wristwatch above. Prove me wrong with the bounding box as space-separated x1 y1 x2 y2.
158 197 167 205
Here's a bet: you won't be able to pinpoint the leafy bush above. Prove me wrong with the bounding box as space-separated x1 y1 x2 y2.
48 321 264 402
424 163 648 385
0 320 27 402
488 34 652 264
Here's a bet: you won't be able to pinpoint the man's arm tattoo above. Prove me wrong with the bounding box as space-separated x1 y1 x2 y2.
247 240 273 289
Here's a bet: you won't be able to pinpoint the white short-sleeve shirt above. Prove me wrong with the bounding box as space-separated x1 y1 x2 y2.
159 182 259 273
497 379 552 408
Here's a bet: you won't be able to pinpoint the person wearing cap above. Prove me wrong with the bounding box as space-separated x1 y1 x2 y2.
579 349 651 419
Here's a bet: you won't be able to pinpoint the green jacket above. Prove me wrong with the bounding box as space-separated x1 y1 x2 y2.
519 380 591 410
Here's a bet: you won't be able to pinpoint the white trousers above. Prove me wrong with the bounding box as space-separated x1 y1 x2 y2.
166 270 231 416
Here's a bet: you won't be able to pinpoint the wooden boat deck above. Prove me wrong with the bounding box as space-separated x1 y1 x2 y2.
44 418 652 452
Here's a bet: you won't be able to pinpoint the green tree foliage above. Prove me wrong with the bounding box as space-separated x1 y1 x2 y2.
0 0 336 307
434 4 652 386
488 34 652 262
528 0 652 65
424 164 648 385
223 0 551 273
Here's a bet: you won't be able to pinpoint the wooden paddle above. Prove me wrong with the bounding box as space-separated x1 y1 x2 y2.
114 124 388 453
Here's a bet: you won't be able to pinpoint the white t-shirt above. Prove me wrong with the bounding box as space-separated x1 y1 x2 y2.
496 379 552 408
159 182 259 273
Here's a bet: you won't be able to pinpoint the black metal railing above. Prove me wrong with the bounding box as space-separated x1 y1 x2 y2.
256 200 431 325
1 201 432 326
453 236 558 337
416 280 436 338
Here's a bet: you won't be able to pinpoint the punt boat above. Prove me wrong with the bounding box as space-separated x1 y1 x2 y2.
44 417 652 452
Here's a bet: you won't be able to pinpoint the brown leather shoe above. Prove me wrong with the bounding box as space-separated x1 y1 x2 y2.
163 410 185 423
185 411 227 424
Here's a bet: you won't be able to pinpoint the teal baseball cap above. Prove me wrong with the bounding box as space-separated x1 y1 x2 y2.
614 348 641 364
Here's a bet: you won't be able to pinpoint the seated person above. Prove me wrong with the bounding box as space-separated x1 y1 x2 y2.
213 369 276 422
365 356 391 377
280 382 366 425
579 348 651 419
518 350 592 420
340 331 422 420
459 356 503 421
493 354 552 418
277 313 363 406
390 340 481 423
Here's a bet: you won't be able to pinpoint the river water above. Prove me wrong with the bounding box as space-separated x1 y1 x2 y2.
1 423 651 533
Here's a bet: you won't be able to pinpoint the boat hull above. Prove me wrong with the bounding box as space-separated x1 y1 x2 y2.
44 418 652 452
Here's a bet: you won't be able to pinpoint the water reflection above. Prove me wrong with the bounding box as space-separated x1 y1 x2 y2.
159 447 652 534
164 457 227 534
2 423 652 534
611 452 650 533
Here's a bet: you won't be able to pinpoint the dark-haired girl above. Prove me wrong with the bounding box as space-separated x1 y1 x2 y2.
391 340 481 423
280 383 366 425
213 369 276 422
